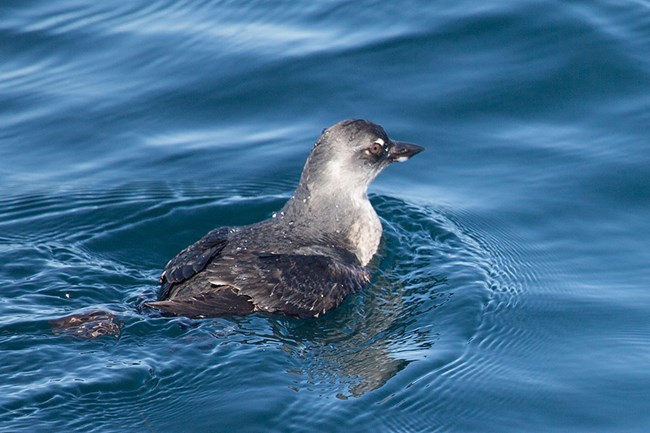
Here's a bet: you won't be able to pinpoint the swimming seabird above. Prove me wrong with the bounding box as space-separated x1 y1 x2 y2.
146 119 424 319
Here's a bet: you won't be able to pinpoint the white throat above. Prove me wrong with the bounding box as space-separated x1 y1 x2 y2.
318 159 383 265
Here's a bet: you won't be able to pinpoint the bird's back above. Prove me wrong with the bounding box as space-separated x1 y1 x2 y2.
147 221 371 318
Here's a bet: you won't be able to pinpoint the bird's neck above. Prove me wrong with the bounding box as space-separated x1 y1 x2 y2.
281 180 382 266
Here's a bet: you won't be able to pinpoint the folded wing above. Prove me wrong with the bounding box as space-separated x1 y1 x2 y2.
238 253 371 318
149 242 371 318
158 227 230 298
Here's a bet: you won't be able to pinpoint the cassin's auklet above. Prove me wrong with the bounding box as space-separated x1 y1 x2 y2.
146 119 424 319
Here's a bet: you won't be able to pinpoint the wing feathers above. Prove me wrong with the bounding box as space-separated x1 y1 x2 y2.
153 227 371 318
160 227 230 287
146 286 254 318
236 253 371 318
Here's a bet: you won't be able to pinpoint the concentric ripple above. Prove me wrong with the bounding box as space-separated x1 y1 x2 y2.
0 182 517 431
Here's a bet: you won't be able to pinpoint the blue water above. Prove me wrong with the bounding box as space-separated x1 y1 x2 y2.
1 1 649 431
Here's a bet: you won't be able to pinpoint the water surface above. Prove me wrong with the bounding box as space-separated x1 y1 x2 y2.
1 1 649 432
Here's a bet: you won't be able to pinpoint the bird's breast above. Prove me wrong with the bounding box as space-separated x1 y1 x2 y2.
346 200 382 266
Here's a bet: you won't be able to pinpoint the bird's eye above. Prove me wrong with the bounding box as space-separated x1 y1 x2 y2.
369 139 385 156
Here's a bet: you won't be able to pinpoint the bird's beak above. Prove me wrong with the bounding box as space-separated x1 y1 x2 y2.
388 141 425 162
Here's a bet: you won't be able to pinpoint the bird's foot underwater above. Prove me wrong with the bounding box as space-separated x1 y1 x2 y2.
51 310 122 339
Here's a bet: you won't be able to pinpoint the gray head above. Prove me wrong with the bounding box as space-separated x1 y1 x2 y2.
280 119 423 264
297 119 424 198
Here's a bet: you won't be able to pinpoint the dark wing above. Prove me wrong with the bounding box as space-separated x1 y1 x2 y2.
238 253 372 318
159 227 230 297
151 231 371 319
146 285 255 318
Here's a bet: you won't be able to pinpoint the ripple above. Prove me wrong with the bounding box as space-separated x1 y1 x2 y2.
0 173 596 432
1 0 648 429
1 184 496 423
339 202 563 431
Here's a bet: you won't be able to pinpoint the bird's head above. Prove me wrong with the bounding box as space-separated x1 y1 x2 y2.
301 119 424 196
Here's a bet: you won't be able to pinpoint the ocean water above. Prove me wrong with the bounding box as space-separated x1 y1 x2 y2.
1 1 649 432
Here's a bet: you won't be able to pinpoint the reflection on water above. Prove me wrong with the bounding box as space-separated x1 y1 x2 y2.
247 196 484 398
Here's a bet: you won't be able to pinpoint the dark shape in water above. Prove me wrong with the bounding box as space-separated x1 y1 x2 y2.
51 310 121 339
146 119 424 319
